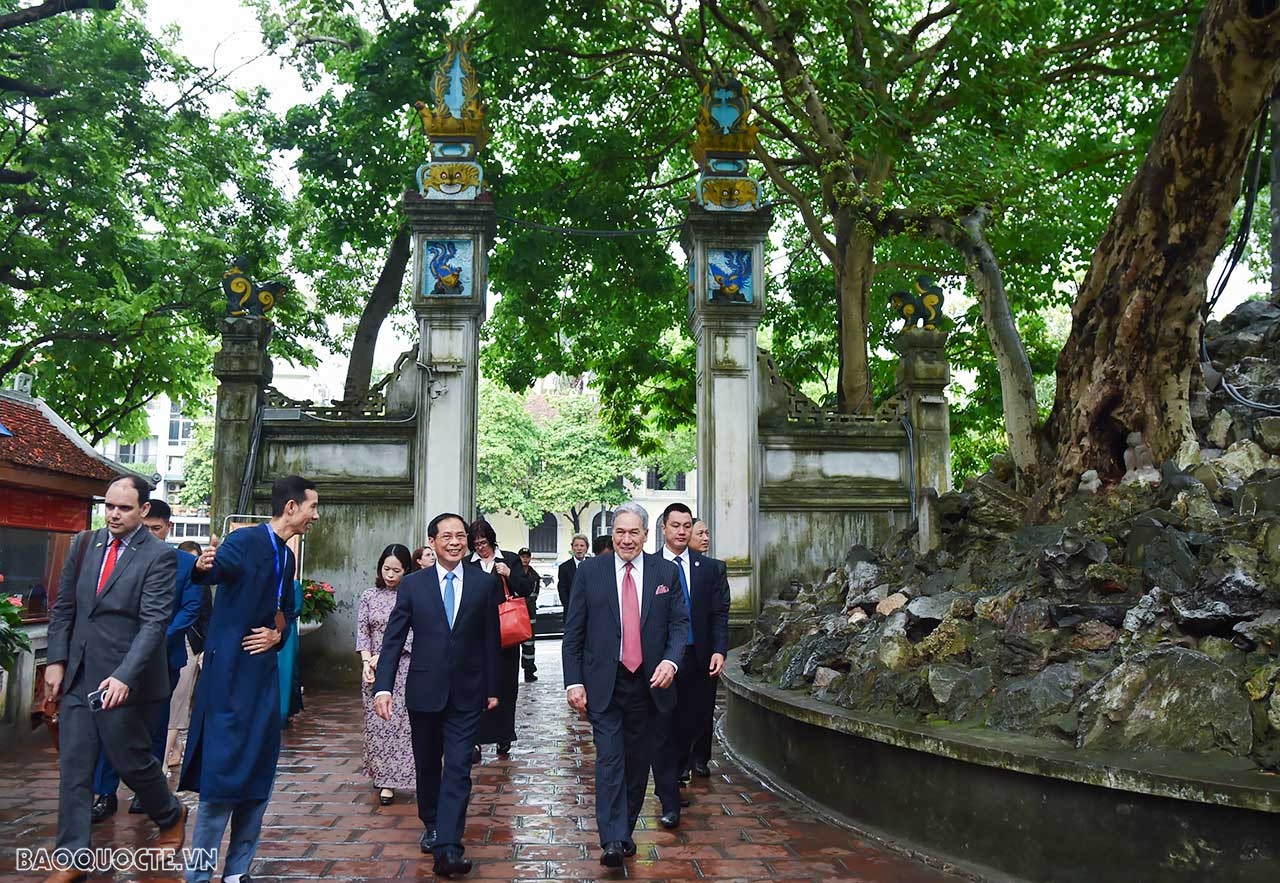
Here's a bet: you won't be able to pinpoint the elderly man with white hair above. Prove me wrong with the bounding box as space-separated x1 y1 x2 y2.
561 502 689 868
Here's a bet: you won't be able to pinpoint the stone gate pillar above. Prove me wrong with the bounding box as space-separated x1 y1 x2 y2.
405 196 494 529
895 329 952 497
211 313 273 533
406 34 493 531
682 73 772 634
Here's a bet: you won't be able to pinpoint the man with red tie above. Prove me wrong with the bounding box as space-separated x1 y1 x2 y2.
43 475 188 882
562 502 689 868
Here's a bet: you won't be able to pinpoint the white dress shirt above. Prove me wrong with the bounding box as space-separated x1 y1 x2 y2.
661 545 691 591
470 548 503 575
565 552 677 693
375 563 464 700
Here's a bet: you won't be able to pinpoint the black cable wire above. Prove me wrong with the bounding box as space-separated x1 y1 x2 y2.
1199 107 1280 416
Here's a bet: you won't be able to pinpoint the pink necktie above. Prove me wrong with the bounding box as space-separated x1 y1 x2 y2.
621 562 642 673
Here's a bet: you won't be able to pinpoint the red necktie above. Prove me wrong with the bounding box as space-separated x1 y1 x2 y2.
621 562 642 672
97 538 120 595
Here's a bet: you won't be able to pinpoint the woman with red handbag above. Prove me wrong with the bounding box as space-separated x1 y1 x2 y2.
467 519 535 759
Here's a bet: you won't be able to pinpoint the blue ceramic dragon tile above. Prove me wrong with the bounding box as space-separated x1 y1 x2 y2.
423 240 472 297
707 249 753 304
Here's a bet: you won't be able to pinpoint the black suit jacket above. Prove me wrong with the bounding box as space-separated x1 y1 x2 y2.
374 563 501 713
557 557 581 608
561 552 689 714
685 550 731 667
47 527 177 704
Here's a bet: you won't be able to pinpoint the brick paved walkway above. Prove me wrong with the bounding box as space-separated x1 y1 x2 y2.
0 641 958 882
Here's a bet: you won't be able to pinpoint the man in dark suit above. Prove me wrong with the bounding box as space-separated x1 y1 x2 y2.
557 533 590 608
43 475 188 883
375 512 501 878
89 498 203 820
651 503 731 828
562 502 689 868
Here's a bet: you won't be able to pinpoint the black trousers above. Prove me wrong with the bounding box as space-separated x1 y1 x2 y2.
588 664 656 845
652 646 716 811
408 704 484 853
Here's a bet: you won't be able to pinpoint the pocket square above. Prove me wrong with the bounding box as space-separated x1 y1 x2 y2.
656 584 670 595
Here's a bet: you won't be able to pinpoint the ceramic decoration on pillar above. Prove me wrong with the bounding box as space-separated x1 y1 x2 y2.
414 34 488 202
404 33 495 530
683 73 772 627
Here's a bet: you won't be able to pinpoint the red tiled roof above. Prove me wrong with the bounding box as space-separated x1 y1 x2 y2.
0 395 120 481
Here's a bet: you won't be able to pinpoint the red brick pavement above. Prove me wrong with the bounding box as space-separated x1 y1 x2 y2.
0 641 960 882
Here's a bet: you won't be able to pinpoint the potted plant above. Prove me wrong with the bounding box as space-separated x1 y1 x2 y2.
298 579 336 636
0 594 31 674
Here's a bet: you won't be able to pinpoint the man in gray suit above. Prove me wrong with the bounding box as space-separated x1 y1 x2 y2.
43 474 189 882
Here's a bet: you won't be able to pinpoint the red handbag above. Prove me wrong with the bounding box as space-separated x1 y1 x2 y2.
497 575 533 649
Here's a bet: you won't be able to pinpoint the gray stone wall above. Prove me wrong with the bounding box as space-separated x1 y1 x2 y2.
253 420 417 685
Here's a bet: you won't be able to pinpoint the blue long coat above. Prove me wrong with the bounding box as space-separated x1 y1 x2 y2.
179 524 297 802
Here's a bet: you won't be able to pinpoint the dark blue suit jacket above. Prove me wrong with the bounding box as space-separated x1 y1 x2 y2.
685 550 731 667
165 549 202 671
562 552 689 714
374 563 501 713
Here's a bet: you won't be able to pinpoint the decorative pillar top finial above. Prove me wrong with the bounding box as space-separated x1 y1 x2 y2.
690 73 762 213
414 34 488 201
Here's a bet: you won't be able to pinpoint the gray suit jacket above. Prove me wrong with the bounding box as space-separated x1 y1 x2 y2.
46 526 177 705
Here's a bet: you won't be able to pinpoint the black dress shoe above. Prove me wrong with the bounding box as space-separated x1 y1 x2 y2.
524 672 538 682
600 841 625 868
470 745 482 764
419 827 437 853
623 839 637 858
432 846 472 877
496 741 511 756
659 809 680 829
692 762 711 776
128 794 145 814
90 793 117 823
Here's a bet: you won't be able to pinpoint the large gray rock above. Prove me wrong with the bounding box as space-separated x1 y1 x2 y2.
1257 416 1280 454
907 591 969 624
926 664 992 721
989 663 1084 734
1077 648 1252 756
967 475 1029 532
1234 610 1280 652
1126 526 1196 594
1037 528 1108 593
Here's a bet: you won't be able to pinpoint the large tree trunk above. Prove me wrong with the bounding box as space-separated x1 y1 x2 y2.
938 209 1042 491
835 226 875 413
1045 0 1280 492
342 225 410 402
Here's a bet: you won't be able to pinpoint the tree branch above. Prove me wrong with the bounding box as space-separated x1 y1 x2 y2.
0 73 59 98
754 143 837 262
0 0 117 33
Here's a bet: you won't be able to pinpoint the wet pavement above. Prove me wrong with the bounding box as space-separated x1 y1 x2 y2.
0 640 960 881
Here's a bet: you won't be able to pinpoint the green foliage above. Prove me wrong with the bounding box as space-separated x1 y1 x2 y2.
178 418 214 509
533 395 639 529
0 595 32 674
0 3 323 443
476 380 640 531
477 381 542 523
950 427 1009 488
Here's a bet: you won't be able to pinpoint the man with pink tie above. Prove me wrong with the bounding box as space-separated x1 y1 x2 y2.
561 502 689 868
